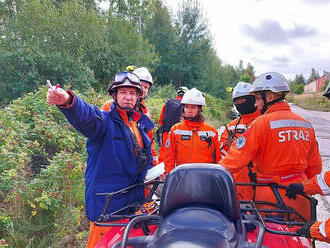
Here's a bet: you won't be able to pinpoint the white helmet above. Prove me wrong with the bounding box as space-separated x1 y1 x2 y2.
232 82 252 100
181 88 206 106
134 67 153 87
250 72 290 93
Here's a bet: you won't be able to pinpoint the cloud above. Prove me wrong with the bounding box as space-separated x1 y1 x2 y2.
251 52 330 80
240 45 255 53
253 56 291 68
241 20 317 45
272 56 291 66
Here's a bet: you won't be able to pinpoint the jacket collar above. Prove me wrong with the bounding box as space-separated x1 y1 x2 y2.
183 119 204 128
240 110 261 123
109 105 141 124
264 101 290 114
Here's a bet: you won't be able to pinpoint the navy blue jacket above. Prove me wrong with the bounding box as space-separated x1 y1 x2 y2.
60 94 153 221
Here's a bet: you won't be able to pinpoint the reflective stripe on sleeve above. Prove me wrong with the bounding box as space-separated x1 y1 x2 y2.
319 221 327 237
218 126 225 137
317 174 330 196
228 124 246 131
173 130 192 136
270 120 313 129
220 149 227 156
197 131 216 137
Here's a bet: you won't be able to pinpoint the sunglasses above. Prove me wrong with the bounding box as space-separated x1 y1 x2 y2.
113 71 140 85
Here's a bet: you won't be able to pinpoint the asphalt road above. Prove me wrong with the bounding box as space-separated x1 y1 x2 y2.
290 104 330 248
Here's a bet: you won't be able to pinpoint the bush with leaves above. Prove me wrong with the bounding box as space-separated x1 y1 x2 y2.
0 86 91 247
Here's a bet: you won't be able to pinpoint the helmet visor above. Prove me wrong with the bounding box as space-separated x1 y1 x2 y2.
113 71 140 85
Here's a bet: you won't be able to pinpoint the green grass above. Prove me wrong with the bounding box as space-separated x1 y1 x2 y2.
291 93 330 111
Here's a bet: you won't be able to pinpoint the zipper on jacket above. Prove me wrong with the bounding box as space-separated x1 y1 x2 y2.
191 129 196 161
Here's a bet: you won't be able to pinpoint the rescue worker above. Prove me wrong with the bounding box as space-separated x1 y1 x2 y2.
47 71 153 247
286 172 330 243
220 82 260 157
101 66 158 165
157 86 188 162
285 81 330 243
219 72 322 220
219 82 260 200
134 67 153 117
164 88 221 174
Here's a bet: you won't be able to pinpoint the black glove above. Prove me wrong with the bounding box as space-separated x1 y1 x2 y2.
296 221 314 238
285 183 304 200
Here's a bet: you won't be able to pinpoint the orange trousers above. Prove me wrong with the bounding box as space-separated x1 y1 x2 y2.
234 167 255 201
244 185 312 221
87 222 116 248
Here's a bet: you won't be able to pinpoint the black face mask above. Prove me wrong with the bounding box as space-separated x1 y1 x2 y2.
234 95 257 115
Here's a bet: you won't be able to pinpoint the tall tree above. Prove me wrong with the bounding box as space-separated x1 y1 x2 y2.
234 60 255 83
293 74 305 85
308 67 320 83
236 60 244 76
289 74 305 95
245 62 255 82
173 0 211 88
143 0 177 85
0 0 158 104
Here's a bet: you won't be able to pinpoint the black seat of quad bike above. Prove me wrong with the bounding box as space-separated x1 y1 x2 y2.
148 207 239 248
160 163 241 222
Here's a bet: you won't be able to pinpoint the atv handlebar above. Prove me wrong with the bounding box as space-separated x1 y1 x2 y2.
238 182 318 247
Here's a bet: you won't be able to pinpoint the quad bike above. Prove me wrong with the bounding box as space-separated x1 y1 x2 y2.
96 163 318 248
94 164 165 248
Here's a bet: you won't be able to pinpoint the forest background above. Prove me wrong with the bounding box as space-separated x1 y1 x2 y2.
0 0 320 247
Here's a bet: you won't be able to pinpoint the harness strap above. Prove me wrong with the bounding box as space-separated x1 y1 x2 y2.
247 161 257 200
122 121 148 175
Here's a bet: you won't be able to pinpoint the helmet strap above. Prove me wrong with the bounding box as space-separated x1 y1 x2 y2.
260 92 268 114
260 91 285 114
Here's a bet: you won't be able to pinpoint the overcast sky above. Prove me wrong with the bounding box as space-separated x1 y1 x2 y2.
101 0 330 80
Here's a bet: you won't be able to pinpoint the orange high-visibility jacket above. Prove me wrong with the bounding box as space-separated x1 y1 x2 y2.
219 110 260 200
100 100 158 165
219 110 260 158
220 102 322 181
219 102 322 219
165 119 221 174
303 171 330 242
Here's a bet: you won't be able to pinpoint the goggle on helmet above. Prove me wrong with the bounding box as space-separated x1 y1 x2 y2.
108 71 142 94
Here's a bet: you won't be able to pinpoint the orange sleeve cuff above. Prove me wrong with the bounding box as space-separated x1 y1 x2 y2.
310 221 330 243
303 176 323 195
100 100 112 111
